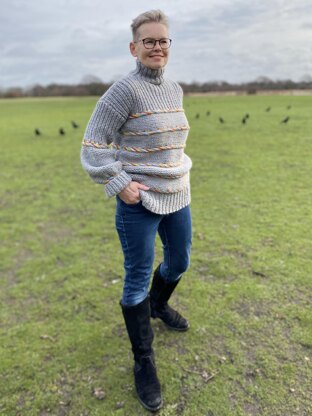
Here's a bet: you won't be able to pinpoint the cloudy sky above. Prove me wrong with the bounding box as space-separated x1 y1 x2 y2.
1 0 312 88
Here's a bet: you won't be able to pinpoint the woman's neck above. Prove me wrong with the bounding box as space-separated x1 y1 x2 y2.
135 59 165 85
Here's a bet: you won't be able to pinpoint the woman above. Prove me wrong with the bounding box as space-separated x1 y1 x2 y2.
81 10 192 412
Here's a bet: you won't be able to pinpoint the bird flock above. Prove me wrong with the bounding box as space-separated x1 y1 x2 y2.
193 105 292 125
34 121 79 136
34 105 292 136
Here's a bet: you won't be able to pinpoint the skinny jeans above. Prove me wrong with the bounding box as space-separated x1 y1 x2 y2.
115 196 192 306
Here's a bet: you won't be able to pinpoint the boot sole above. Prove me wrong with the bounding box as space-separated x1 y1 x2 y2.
165 322 190 331
151 316 190 331
137 394 163 412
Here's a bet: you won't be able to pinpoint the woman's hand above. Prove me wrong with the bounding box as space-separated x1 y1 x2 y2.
118 181 149 204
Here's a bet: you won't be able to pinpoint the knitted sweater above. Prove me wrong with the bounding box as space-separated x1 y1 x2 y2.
81 59 192 215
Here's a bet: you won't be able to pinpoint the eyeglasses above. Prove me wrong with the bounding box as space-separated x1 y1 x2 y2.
135 38 172 49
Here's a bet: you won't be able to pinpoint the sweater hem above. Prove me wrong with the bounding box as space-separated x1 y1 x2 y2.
139 187 191 214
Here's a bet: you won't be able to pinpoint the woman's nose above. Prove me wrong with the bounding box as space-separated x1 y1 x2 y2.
153 41 162 50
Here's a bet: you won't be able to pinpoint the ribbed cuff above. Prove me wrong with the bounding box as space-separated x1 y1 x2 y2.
104 170 132 197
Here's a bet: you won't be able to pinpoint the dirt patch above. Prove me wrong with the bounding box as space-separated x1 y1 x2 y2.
36 220 74 244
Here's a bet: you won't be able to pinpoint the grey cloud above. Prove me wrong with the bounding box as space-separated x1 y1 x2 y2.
1 0 311 87
301 22 312 29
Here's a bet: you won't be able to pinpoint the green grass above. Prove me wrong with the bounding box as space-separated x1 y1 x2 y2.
1 94 311 415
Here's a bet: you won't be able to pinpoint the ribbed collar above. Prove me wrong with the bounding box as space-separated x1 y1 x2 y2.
134 59 165 85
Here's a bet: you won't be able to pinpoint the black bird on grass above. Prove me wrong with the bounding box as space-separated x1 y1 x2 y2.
219 117 225 124
59 128 66 135
280 116 290 124
34 128 41 136
71 120 79 128
241 113 250 124
265 106 271 112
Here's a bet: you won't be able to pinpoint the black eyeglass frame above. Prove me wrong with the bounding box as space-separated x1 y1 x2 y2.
134 38 172 49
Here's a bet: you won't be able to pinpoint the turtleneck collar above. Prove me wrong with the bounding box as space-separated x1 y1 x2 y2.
134 59 165 85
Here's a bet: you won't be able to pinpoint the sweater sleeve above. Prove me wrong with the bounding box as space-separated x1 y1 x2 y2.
80 80 133 197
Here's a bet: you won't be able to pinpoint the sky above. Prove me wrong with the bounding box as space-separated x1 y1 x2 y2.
1 0 312 89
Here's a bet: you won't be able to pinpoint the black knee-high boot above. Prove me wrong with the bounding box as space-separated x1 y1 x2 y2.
150 264 189 331
120 296 163 412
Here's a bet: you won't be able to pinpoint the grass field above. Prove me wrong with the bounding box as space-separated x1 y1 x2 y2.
1 94 311 416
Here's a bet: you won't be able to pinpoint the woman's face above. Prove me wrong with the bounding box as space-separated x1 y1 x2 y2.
130 22 170 69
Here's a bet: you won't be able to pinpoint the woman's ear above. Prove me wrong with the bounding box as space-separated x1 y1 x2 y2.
129 42 137 57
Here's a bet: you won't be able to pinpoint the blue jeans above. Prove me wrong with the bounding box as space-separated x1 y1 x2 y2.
115 196 192 306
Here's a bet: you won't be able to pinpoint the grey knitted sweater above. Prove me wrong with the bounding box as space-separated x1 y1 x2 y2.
81 59 192 214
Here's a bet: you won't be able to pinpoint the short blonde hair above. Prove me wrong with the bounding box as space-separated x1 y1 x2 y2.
131 10 169 41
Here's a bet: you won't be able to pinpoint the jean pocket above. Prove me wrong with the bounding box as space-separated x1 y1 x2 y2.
122 200 142 207
116 195 141 207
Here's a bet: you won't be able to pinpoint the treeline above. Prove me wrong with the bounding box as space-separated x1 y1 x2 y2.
0 83 110 98
1 79 312 98
179 79 312 94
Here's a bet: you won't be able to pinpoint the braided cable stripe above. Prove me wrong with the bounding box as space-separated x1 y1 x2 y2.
82 141 186 154
82 140 112 149
150 186 186 193
128 108 184 119
122 144 185 153
141 172 185 179
122 162 182 168
122 125 190 136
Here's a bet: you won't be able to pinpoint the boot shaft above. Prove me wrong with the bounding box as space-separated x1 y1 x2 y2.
149 265 189 331
120 296 154 360
150 264 180 306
